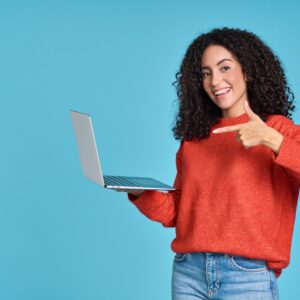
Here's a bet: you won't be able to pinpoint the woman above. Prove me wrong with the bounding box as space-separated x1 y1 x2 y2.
123 28 300 299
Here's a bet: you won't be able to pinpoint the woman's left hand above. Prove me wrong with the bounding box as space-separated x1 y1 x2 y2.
212 101 284 154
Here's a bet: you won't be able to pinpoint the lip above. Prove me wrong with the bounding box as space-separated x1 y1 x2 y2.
214 87 232 100
213 87 231 93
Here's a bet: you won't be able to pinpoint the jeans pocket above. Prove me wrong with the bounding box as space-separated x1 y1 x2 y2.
174 253 187 262
229 255 267 272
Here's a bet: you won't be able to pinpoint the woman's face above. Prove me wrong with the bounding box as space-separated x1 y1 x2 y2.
201 45 248 118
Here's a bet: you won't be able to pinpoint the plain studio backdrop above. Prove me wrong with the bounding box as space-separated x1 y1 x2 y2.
0 0 299 299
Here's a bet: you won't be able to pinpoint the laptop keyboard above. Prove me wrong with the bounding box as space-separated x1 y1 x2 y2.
104 175 170 188
104 176 137 187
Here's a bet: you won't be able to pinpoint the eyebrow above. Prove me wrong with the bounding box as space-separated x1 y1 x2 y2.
201 58 234 70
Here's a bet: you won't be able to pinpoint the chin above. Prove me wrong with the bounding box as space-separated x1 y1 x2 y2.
215 101 234 110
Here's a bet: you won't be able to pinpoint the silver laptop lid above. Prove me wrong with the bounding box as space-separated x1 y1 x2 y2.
70 110 105 187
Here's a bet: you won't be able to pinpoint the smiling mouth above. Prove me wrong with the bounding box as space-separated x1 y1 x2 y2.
214 87 231 96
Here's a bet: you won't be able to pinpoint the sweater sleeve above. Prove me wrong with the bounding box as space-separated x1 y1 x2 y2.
127 142 183 227
271 116 300 186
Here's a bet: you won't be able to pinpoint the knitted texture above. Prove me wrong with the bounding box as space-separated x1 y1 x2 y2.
128 113 300 278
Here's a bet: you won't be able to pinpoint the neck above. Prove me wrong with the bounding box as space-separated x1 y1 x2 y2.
221 94 248 118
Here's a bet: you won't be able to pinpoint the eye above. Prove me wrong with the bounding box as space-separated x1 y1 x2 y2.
221 66 231 72
201 72 211 78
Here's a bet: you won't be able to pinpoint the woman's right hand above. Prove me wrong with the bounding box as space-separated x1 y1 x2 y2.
115 189 145 198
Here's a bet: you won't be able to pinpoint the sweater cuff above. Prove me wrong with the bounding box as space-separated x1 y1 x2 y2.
127 193 139 201
274 135 300 174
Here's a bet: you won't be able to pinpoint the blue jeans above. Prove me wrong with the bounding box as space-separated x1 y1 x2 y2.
172 252 279 300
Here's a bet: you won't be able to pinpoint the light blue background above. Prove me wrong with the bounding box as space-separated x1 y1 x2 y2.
0 0 299 299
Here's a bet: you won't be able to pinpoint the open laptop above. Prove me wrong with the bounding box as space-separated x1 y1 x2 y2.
70 110 176 191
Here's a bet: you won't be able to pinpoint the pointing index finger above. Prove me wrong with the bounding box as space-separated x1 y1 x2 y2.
212 125 241 134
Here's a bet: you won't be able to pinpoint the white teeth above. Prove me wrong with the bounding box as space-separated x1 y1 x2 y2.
214 88 231 96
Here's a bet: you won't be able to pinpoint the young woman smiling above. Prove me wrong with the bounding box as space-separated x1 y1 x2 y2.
123 28 300 299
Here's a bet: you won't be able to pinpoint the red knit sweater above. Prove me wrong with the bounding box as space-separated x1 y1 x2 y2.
128 112 300 278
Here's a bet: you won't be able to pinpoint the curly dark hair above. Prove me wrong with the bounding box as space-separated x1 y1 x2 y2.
172 27 296 141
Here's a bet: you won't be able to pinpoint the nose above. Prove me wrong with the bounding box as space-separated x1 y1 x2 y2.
211 72 222 87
